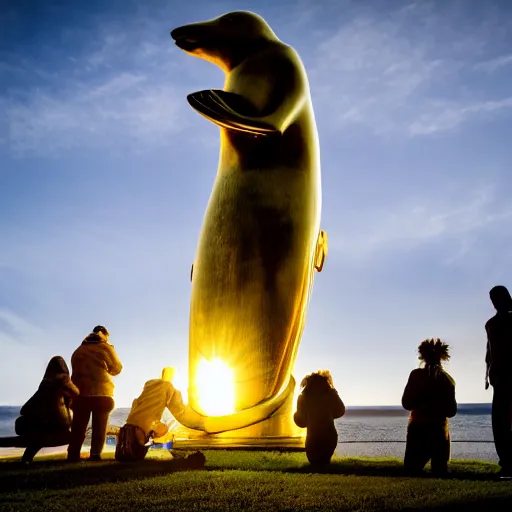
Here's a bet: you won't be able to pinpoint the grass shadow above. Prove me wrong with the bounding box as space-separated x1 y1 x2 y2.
200 453 501 482
0 452 502 495
414 496 512 511
279 458 501 481
0 457 204 493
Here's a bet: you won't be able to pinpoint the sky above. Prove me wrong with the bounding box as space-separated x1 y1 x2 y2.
1 0 511 408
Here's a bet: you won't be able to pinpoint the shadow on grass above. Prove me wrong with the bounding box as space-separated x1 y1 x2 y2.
0 458 202 493
0 455 502 494
414 496 512 511
281 459 501 482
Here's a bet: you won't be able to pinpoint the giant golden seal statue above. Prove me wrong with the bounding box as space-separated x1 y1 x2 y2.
171 11 327 443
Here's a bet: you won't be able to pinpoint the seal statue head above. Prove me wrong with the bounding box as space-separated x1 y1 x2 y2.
171 11 279 72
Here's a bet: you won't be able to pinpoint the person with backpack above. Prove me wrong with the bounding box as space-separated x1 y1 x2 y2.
67 325 122 462
485 285 512 478
402 338 457 476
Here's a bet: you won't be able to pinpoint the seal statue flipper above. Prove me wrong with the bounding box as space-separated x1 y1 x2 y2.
187 90 279 136
188 45 307 137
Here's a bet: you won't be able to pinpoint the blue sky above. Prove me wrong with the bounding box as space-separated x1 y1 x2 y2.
1 0 511 407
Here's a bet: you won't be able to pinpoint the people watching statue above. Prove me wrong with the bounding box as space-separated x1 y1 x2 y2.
14 356 79 464
293 369 345 466
67 325 123 462
401 338 457 476
485 285 512 478
115 367 204 462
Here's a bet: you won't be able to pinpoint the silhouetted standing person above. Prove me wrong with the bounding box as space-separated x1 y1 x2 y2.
485 285 512 477
293 370 345 466
402 339 457 476
67 326 123 462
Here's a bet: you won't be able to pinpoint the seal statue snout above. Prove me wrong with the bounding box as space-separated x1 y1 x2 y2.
170 23 212 52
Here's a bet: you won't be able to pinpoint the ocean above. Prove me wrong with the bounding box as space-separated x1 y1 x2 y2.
0 404 498 462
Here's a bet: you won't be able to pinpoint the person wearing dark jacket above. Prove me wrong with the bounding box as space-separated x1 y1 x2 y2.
67 325 123 462
15 356 79 464
402 338 457 476
293 370 345 466
485 285 512 477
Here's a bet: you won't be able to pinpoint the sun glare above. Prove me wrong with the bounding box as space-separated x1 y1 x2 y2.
196 357 235 416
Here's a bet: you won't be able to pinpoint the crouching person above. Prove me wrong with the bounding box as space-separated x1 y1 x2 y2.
115 367 204 462
402 338 457 476
293 370 345 466
15 356 79 464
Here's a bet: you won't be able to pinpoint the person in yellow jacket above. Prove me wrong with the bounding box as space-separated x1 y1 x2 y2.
115 367 204 462
67 325 123 462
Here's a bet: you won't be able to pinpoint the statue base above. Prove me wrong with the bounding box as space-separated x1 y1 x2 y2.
173 435 304 451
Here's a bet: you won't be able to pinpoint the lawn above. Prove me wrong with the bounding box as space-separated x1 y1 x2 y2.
1 451 511 511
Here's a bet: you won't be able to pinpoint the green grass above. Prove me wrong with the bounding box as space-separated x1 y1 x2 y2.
1 451 511 511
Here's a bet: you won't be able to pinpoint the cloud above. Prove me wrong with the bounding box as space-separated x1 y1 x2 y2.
0 13 198 158
474 54 512 73
330 185 512 261
310 15 440 135
308 1 512 137
1 70 186 158
409 97 512 135
0 309 45 347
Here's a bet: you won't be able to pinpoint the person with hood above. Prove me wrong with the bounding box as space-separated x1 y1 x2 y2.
293 369 345 466
116 367 205 462
67 325 123 462
15 356 79 464
485 285 512 477
402 338 457 476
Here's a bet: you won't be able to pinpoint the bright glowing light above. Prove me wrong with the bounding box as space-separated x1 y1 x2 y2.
196 357 235 416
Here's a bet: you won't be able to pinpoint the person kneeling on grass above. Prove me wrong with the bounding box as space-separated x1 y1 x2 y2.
115 366 204 464
293 370 345 467
15 356 79 464
402 338 457 476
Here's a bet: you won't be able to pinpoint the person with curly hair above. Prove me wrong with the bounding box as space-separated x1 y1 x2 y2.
401 338 457 476
485 285 512 477
293 370 345 466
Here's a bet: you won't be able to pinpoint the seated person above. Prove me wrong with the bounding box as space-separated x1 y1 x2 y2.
293 369 345 466
15 356 79 464
402 338 457 476
115 367 204 462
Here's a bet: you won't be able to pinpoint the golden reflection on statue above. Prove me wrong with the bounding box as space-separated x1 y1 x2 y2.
170 11 327 445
